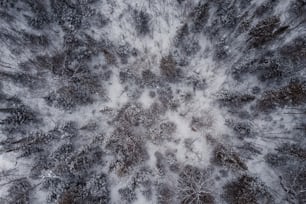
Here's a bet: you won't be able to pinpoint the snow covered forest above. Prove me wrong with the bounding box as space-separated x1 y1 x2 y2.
0 0 305 203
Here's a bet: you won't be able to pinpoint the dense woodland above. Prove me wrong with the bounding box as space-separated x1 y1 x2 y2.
0 0 305 203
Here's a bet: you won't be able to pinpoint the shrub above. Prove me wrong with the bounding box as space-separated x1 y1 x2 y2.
156 85 174 108
119 187 137 203
218 91 255 108
238 0 252 10
86 173 110 203
190 114 213 131
160 55 178 80
133 10 150 36
89 12 109 28
52 143 74 160
115 103 144 127
0 9 14 22
237 19 251 34
280 165 306 203
254 1 275 16
174 24 201 56
107 127 148 174
141 102 166 128
18 132 54 157
177 0 185 4
142 69 160 88
0 105 37 133
276 143 306 160
178 165 215 204
183 38 201 56
256 59 284 82
0 131 56 158
236 142 261 160
217 7 237 29
7 178 32 204
231 52 289 82
68 146 104 175
174 24 189 47
155 151 166 175
248 16 281 47
212 144 248 171
25 0 51 29
190 3 209 32
45 84 93 110
60 121 79 138
257 80 306 111
130 167 153 199
149 121 177 144
0 71 42 89
214 40 229 60
116 43 131 64
22 33 49 47
225 119 253 139
58 192 74 204
119 70 139 84
0 106 36 126
30 155 56 179
70 153 94 174
280 36 306 64
289 0 306 18
45 70 102 110
52 163 72 178
34 53 67 77
50 0 83 31
58 190 85 204
264 153 288 167
187 77 206 91
266 142 306 203
157 183 176 204
0 0 18 9
222 175 274 204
